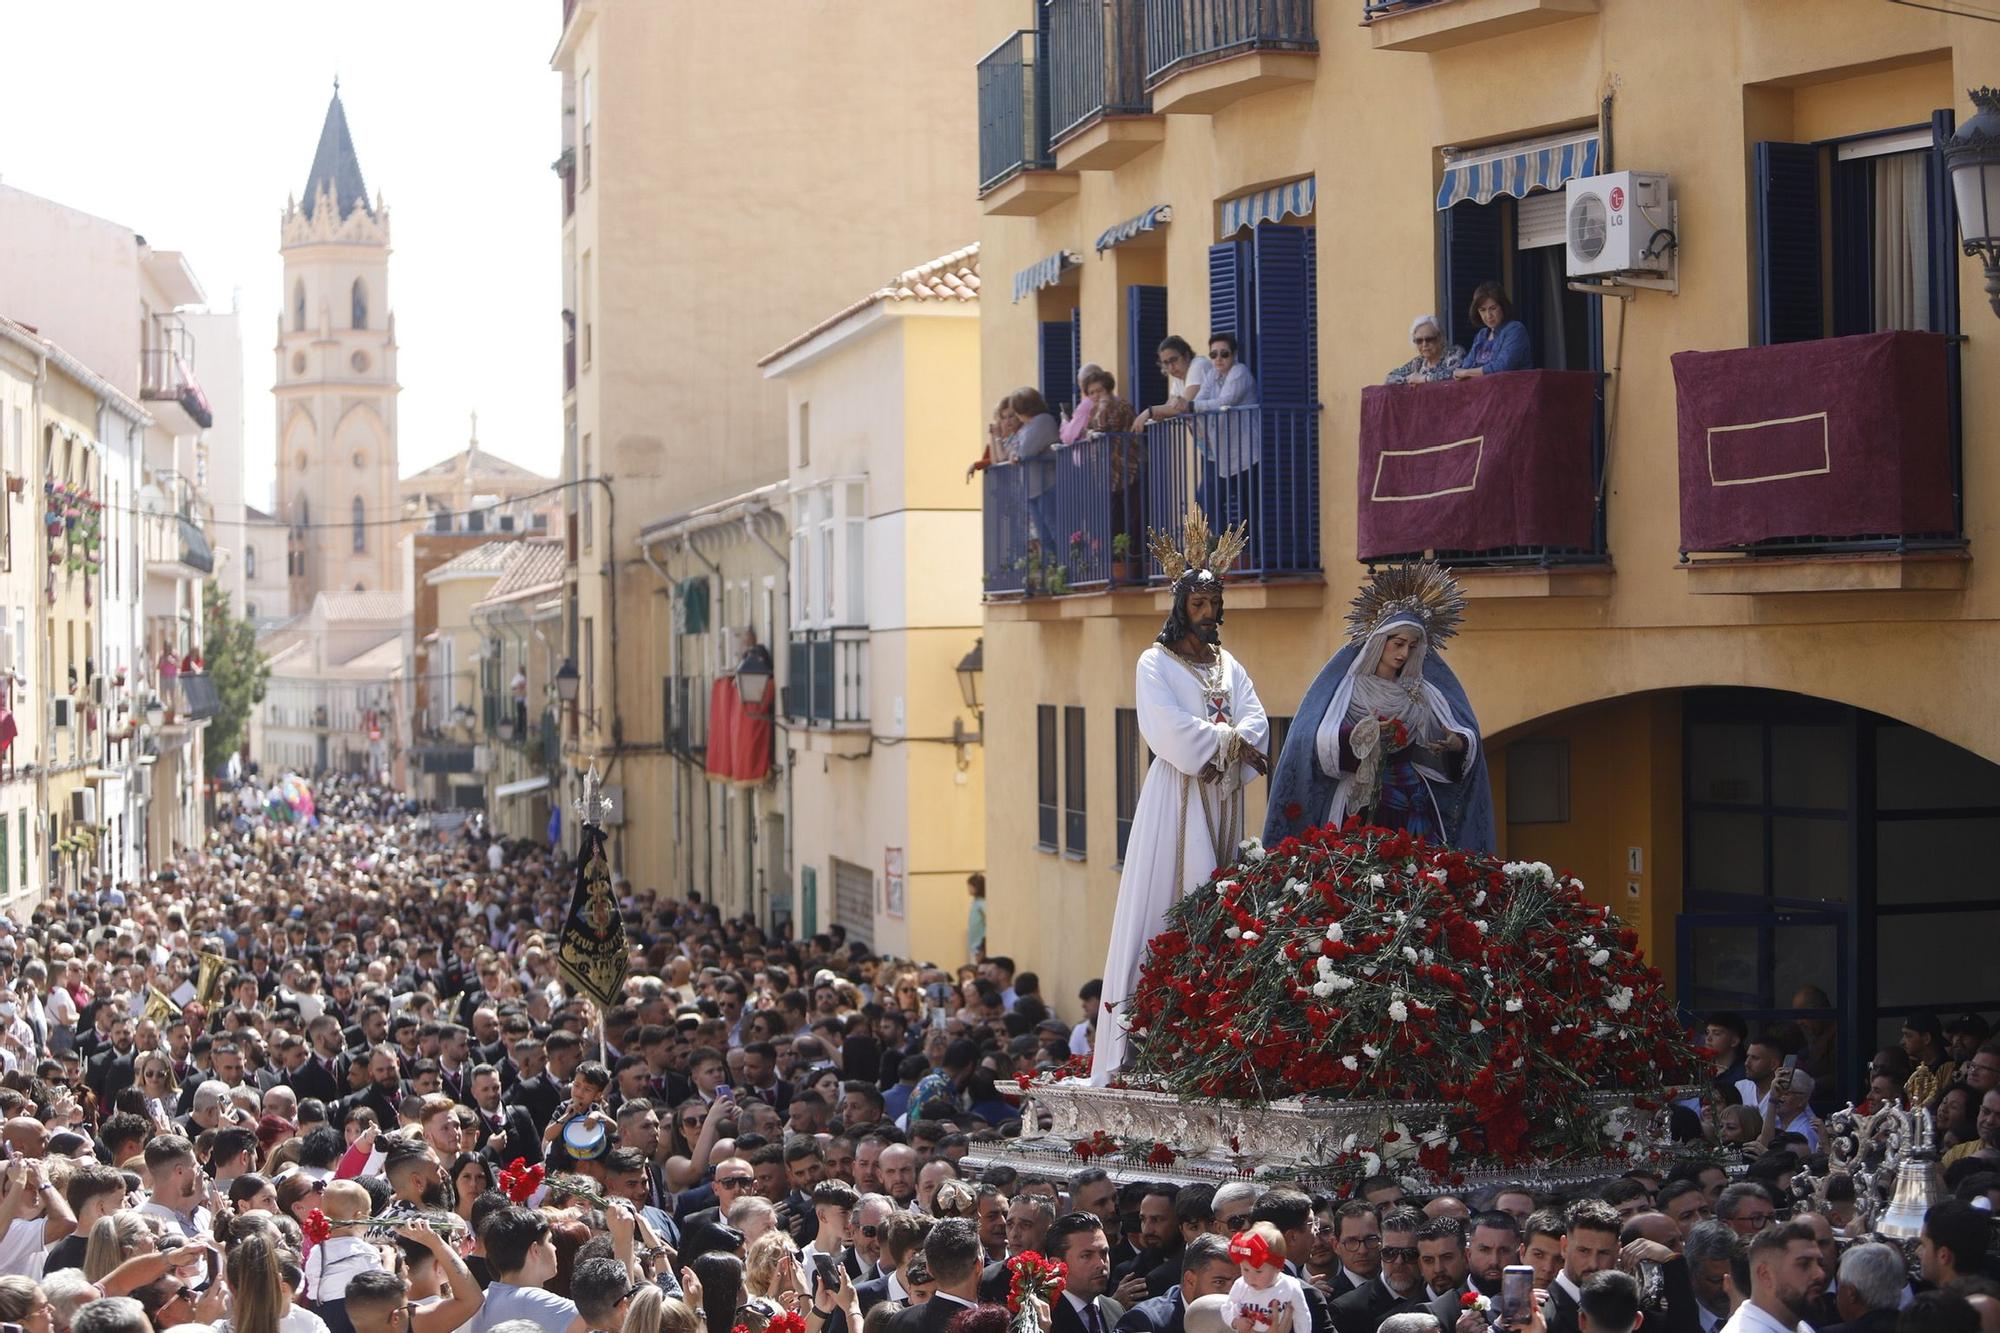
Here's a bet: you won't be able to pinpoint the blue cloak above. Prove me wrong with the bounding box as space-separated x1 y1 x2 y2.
1262 641 1497 852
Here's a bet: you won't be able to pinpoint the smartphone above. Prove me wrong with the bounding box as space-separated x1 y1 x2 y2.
812 1252 840 1291
1782 1054 1799 1072
1498 1266 1534 1327
716 1084 734 1101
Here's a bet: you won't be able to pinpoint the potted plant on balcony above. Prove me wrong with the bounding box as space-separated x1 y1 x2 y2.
1110 532 1136 584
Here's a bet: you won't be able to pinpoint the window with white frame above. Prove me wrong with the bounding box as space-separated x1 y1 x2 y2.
789 479 867 631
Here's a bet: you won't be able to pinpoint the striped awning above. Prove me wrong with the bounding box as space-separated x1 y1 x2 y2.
1011 249 1082 303
1221 177 1315 235
1437 130 1600 210
1095 203 1173 253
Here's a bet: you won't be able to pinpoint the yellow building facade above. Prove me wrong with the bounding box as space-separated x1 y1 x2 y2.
552 0 982 907
976 0 2000 1089
761 246 987 963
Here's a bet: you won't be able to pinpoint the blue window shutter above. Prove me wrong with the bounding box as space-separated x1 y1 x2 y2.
1829 157 1871 337
1252 222 1314 407
1039 315 1079 412
1303 224 1319 404
1125 284 1169 410
1755 141 1824 345
1440 201 1503 353
1208 239 1255 370
1931 109 1962 337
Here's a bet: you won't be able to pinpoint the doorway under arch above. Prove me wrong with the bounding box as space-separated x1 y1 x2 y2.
1494 686 2000 1106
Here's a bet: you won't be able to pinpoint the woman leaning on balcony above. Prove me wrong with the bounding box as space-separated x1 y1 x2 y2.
1058 363 1105 445
966 396 1022 480
1452 281 1533 379
1384 314 1464 385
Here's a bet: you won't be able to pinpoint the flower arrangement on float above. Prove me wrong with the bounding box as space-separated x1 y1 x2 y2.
1020 823 1702 1193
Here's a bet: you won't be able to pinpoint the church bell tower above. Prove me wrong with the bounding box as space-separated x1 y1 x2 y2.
275 81 401 609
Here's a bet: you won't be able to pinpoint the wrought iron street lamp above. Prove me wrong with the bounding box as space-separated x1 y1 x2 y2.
1945 87 2000 320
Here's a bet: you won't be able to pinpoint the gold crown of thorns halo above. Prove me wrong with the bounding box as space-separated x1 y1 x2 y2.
1148 508 1248 583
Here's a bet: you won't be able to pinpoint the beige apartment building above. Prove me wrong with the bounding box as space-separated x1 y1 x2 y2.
551 0 980 911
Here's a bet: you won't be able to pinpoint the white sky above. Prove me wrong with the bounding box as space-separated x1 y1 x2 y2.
0 1 562 507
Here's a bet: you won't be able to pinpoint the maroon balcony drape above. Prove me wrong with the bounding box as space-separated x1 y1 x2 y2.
1356 370 1598 560
1671 331 1953 551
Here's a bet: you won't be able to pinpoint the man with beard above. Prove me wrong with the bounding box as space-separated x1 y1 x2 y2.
383 1136 449 1212
84 1014 139 1102
1722 1221 1825 1333
981 1192 1057 1301
467 1065 542 1166
1116 1234 1238 1333
1089 511 1268 1085
1113 1184 1180 1302
1543 1202 1623 1333
1332 1207 1426 1333
336 1045 405 1130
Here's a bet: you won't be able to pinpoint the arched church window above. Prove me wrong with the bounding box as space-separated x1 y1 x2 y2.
352 496 366 553
351 279 367 330
294 281 306 333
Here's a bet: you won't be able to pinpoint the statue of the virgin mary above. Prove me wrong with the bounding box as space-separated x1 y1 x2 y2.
1264 562 1496 851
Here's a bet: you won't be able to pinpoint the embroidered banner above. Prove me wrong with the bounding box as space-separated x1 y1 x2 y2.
1671 331 1953 551
557 822 628 1009
1357 371 1599 560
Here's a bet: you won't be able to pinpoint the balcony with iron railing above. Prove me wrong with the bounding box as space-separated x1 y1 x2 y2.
784 627 869 728
984 407 1321 600
1357 370 1609 593
977 29 1077 215
1044 0 1159 169
1141 0 1317 114
139 320 214 433
1361 0 1600 54
1672 330 1966 594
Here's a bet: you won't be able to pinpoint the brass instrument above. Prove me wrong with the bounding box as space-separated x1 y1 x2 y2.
144 987 182 1024
194 951 228 1005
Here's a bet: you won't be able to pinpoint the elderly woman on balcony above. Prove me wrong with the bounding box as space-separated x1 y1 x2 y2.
1059 363 1106 445
1083 368 1137 434
1004 387 1062 544
1384 315 1463 384
1453 281 1533 378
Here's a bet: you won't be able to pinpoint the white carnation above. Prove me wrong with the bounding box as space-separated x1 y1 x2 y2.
1588 949 1611 967
1504 996 1524 1012
1362 1043 1380 1059
1401 946 1419 964
1388 1000 1409 1022
1468 1020 1485 1034
1341 1055 1359 1071
1325 922 1344 943
1607 986 1634 1013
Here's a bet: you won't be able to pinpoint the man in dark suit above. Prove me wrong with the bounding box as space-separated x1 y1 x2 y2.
468 1065 542 1165
857 1209 932 1315
1331 1207 1426 1333
1250 1189 1333 1333
1115 1234 1236 1333
1822 1239 1907 1333
1323 1201 1391 1303
981 1193 1058 1302
505 1037 563 1128
841 1195 894 1285
740 1042 794 1119
287 1015 348 1105
1042 1213 1124 1333
1540 1201 1623 1333
887 1218 992 1333
85 1015 139 1103
1417 1215 1476 1333
333 1045 405 1131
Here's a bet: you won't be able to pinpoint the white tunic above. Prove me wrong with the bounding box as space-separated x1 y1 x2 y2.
1090 644 1267 1085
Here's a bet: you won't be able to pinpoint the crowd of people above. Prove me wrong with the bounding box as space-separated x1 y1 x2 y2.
0 776 1989 1333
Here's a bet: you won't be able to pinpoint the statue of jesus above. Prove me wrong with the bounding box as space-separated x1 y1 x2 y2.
1089 511 1269 1086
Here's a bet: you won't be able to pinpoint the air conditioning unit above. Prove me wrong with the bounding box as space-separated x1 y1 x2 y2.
70 788 97 825
52 698 73 729
91 676 109 707
1565 171 1672 277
